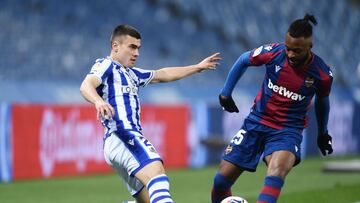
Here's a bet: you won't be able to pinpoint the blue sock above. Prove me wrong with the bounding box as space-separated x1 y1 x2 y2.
211 173 235 203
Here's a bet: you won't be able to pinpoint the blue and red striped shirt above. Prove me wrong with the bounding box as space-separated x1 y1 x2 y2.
224 43 333 130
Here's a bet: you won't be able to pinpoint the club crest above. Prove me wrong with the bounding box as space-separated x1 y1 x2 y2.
225 145 233 154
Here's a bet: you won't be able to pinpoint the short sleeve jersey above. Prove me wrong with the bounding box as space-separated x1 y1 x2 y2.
89 57 154 134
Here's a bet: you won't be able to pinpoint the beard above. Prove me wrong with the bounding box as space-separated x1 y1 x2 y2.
286 52 310 68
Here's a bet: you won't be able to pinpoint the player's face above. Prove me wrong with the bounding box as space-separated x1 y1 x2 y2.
112 35 141 67
285 33 312 68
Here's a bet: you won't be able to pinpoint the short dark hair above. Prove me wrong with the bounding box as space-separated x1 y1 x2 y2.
288 13 317 38
110 24 141 43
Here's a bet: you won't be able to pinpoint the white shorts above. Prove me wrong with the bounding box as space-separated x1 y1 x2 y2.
103 130 162 196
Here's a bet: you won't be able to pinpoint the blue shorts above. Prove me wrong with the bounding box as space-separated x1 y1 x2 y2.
222 118 303 172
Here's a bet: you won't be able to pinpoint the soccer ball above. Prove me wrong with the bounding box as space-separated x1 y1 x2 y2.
221 196 248 203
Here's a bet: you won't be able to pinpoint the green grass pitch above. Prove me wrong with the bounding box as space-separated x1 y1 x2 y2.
1 156 360 203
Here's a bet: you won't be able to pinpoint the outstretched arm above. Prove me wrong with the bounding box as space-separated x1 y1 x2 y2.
220 51 251 97
315 96 333 156
80 75 115 120
150 53 221 83
219 51 251 113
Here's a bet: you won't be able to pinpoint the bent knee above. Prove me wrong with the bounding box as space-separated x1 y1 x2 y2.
135 161 165 184
267 163 293 178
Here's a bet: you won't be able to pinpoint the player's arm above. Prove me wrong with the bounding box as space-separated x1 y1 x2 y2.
80 75 114 120
315 96 330 135
315 96 333 156
315 67 333 156
150 53 221 83
219 51 252 113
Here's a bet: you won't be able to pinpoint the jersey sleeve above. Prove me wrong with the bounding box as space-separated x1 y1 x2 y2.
316 65 333 98
88 59 113 83
249 43 281 66
131 67 154 87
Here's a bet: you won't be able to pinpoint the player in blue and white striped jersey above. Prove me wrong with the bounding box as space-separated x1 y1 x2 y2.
80 24 221 203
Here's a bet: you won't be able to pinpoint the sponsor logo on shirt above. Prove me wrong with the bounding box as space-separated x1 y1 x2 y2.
268 79 305 101
121 86 138 94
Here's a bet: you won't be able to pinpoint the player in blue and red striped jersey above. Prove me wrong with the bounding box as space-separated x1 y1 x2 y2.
80 24 221 203
211 14 333 203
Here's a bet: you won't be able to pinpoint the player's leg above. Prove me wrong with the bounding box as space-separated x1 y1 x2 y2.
133 187 150 203
134 160 174 203
256 151 295 203
265 150 296 179
211 160 244 203
103 131 167 203
212 118 265 203
104 132 148 202
256 129 302 203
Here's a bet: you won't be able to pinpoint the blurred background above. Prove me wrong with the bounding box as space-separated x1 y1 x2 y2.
1 0 360 103
0 0 360 198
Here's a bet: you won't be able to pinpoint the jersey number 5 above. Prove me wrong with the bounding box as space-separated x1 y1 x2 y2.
231 129 246 145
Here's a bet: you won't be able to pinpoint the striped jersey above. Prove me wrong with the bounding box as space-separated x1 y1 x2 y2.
246 43 333 130
88 57 154 135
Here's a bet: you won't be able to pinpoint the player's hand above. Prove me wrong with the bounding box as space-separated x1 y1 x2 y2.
317 132 333 156
94 100 115 120
197 53 221 71
219 94 239 113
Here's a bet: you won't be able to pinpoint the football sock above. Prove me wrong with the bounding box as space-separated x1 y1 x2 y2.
256 176 284 203
211 172 234 203
147 174 173 203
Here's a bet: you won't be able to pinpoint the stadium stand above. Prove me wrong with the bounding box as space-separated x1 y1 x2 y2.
0 0 359 103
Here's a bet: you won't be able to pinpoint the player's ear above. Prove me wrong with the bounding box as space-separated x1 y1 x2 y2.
305 36 313 49
112 41 119 52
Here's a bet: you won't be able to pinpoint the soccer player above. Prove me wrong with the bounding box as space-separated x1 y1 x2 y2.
211 14 333 203
80 24 221 203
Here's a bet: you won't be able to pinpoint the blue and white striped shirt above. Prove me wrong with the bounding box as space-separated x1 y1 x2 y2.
89 57 154 135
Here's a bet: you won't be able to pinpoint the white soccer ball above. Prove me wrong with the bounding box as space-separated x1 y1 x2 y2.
221 196 249 203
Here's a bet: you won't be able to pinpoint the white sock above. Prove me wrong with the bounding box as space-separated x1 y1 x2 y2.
146 174 173 203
